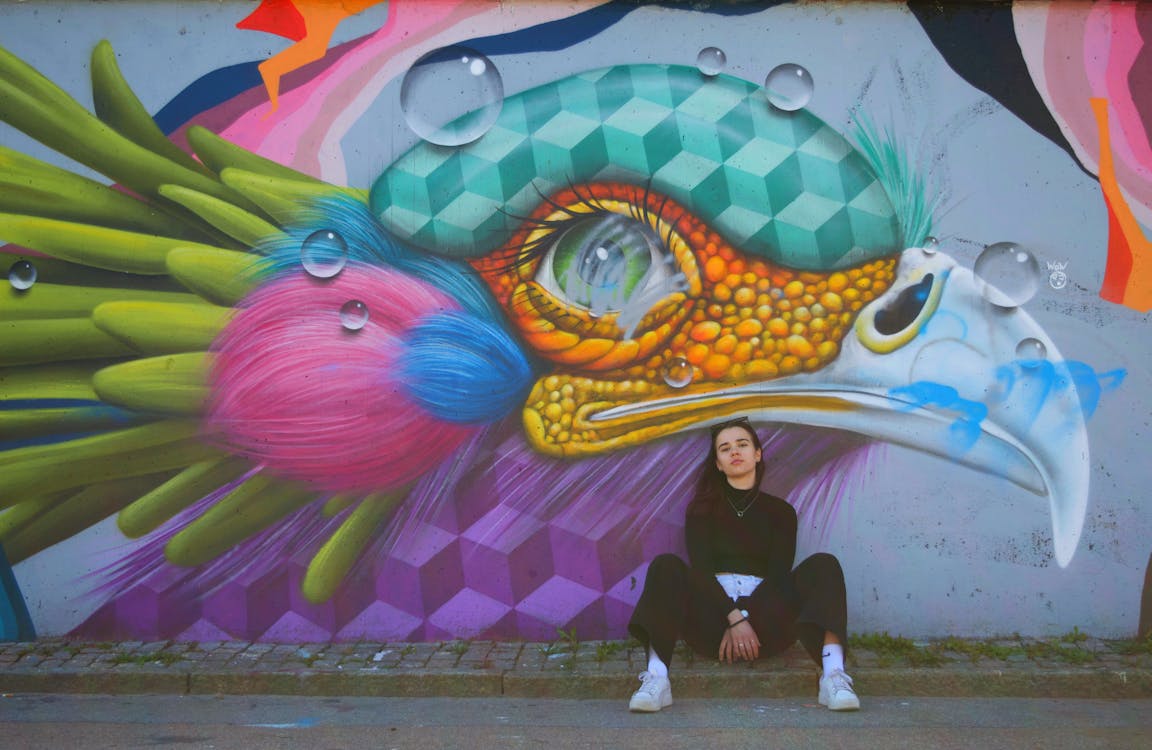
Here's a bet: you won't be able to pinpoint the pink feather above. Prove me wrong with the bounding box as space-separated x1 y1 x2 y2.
207 265 475 493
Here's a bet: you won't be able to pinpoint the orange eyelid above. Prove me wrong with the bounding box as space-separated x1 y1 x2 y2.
478 182 712 372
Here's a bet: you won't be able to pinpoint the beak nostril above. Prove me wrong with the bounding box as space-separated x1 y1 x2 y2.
873 273 935 336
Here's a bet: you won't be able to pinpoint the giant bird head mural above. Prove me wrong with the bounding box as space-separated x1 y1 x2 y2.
0 40 1096 640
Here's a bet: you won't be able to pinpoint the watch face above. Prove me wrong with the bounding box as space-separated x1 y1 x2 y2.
740 609 750 618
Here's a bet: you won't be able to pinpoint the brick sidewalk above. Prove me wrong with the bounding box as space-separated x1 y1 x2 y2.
1 637 1149 699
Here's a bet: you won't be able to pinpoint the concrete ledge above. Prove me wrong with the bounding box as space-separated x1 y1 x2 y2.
863 667 1152 699
0 671 189 694
186 669 504 697
5 665 1148 699
2 638 1149 699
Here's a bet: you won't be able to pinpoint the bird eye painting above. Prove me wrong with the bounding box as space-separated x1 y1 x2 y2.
1 0 1149 644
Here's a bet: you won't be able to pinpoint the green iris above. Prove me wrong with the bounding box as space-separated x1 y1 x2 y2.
546 214 660 313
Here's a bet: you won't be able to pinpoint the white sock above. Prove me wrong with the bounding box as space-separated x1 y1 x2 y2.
821 643 844 676
647 651 669 678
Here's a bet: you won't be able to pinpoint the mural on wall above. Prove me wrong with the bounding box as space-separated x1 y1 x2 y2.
0 0 1145 642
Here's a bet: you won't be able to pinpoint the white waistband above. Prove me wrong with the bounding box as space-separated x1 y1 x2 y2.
715 573 763 600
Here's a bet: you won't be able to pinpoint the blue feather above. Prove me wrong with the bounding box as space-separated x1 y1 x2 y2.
398 311 534 424
258 195 508 324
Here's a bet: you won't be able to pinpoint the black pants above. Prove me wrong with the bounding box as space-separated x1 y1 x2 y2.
627 552 848 666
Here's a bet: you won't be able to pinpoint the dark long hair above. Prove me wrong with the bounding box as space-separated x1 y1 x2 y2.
686 417 765 518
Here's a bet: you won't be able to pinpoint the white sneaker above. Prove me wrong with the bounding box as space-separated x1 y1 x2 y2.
628 671 673 712
818 668 860 711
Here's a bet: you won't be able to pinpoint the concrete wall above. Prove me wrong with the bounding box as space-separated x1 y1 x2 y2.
0 0 1148 643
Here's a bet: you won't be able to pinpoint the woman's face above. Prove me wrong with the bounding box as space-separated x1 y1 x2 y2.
713 425 761 483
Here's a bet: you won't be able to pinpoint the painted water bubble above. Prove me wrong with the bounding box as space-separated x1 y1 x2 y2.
301 229 348 279
764 63 813 111
662 356 694 388
8 259 36 290
400 45 503 147
921 236 939 255
974 241 1041 307
1015 337 1047 367
696 47 727 77
340 300 370 331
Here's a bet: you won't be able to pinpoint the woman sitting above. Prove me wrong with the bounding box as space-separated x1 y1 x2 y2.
627 416 859 712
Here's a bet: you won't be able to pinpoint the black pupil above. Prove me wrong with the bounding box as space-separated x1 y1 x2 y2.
874 274 934 335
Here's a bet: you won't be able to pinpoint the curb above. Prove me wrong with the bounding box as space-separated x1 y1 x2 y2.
2 665 1149 699
3 638 1150 700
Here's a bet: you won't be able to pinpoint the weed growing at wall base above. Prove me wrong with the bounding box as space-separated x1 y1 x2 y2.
1107 632 1152 656
109 651 184 667
445 640 471 656
849 630 1102 667
594 640 624 662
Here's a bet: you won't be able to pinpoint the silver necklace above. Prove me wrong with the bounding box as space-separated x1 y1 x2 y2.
725 484 758 518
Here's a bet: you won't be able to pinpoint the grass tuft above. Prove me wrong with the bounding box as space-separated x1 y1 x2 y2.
1107 632 1152 656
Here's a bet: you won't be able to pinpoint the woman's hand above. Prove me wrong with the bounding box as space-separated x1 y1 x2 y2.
719 620 760 663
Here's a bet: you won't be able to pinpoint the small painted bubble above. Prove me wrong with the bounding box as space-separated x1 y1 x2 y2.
8 260 37 290
301 229 348 278
764 63 813 111
696 47 727 77
662 357 694 389
340 300 370 331
974 241 1041 307
400 45 503 147
1015 337 1047 366
922 237 939 255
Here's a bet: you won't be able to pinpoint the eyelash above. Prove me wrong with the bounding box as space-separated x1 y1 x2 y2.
493 181 676 276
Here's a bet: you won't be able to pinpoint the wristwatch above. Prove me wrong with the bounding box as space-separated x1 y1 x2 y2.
740 609 749 618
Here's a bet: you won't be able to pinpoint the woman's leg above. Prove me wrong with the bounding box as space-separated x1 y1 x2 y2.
627 553 729 667
791 552 859 711
627 553 727 713
790 552 848 664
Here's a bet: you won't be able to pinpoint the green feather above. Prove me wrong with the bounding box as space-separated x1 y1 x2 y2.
0 419 219 509
117 456 251 538
0 362 105 401
303 491 404 604
92 301 231 354
0 146 212 239
187 125 326 184
0 213 226 275
220 168 367 225
165 246 265 305
90 40 213 177
165 474 318 566
159 184 282 247
92 353 212 414
0 64 254 213
2 281 204 321
0 491 69 544
0 406 144 440
2 473 177 564
0 318 135 366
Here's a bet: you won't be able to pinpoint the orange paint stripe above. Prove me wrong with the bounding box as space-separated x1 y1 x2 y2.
1091 98 1152 312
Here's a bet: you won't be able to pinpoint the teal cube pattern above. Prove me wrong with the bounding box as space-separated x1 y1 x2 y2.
371 64 901 270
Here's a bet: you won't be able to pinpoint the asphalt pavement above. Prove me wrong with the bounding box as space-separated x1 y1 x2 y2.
1 694 1150 749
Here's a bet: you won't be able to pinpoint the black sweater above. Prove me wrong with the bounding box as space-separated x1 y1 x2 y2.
684 489 798 614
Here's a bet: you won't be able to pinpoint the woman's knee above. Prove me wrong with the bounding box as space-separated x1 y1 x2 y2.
801 552 843 573
648 553 688 577
794 552 845 587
